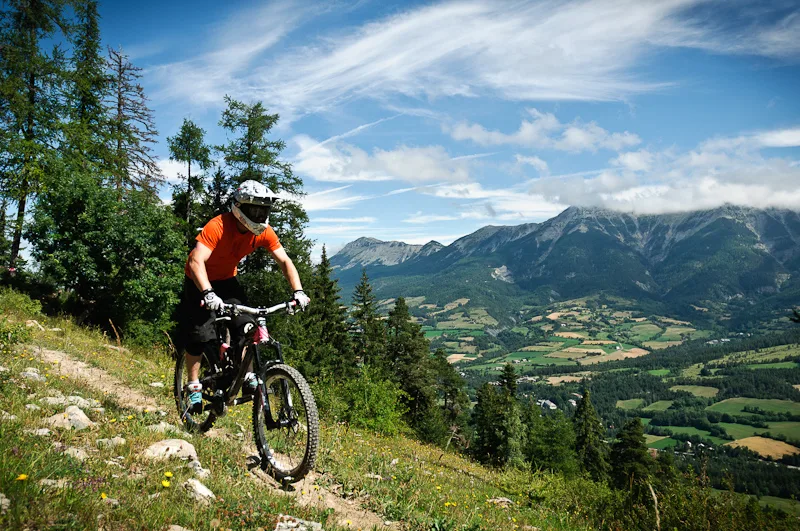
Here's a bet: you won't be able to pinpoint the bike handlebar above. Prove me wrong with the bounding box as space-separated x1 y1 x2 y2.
218 300 297 317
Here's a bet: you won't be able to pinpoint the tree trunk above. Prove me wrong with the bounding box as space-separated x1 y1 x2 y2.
9 190 27 267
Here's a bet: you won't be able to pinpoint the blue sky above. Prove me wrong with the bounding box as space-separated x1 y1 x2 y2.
97 0 800 258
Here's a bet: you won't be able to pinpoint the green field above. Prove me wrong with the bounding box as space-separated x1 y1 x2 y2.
757 495 800 517
643 400 674 411
629 323 663 341
648 369 671 376
670 385 719 397
717 421 800 441
664 426 728 445
660 326 696 341
649 437 678 449
617 398 645 410
706 398 800 416
745 361 800 370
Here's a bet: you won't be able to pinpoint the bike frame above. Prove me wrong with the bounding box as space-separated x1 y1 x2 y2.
200 301 297 414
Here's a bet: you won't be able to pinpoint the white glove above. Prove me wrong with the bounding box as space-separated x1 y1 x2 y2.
202 290 224 311
293 290 310 311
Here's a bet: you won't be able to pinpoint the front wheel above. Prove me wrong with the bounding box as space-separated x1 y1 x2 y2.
252 364 319 482
174 350 216 433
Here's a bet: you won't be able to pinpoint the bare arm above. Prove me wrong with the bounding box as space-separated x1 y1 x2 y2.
269 246 303 292
188 242 214 292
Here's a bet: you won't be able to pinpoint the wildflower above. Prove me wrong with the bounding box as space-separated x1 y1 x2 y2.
126 415 133 420
162 479 171 488
164 471 173 478
16 474 28 481
101 492 107 499
435 485 441 490
109 418 116 423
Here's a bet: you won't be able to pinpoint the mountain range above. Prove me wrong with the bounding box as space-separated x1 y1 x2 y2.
330 205 800 326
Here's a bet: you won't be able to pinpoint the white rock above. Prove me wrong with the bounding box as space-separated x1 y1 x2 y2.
20 371 45 382
146 422 178 433
142 439 197 461
165 526 193 531
187 460 210 479
105 460 124 469
39 479 70 489
25 428 52 437
103 497 120 507
25 403 41 411
149 382 164 388
45 406 95 430
96 437 126 448
0 410 17 421
23 367 40 374
90 407 106 415
26 319 45 331
274 514 323 530
0 365 8 372
40 396 101 409
183 479 215 504
487 496 514 506
0 492 9 514
64 447 89 461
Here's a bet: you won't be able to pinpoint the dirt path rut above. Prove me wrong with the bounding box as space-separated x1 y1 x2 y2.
33 345 391 530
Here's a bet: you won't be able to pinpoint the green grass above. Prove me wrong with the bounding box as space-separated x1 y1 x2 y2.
629 323 663 342
643 400 674 412
706 398 800 416
648 369 671 376
663 426 728 445
718 422 800 441
757 495 800 517
745 362 800 370
616 398 644 410
660 326 696 341
649 437 678 449
670 385 719 398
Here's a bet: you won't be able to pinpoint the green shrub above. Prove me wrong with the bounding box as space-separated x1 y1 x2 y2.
0 319 31 356
0 287 42 318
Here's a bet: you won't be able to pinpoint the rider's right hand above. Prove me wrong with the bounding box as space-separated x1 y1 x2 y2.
202 289 224 311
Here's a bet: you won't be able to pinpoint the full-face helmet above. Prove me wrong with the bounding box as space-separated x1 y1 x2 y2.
231 180 278 235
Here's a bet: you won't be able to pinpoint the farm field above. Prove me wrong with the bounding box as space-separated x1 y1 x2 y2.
648 369 671 376
670 385 719 397
706 398 800 416
746 361 800 370
648 437 678 450
726 436 800 459
664 426 728 445
643 400 674 411
617 398 644 410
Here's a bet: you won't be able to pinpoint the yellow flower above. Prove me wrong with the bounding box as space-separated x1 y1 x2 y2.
162 479 171 488
126 415 133 420
101 492 107 499
164 471 173 478
15 474 28 481
109 418 116 423
435 485 442 490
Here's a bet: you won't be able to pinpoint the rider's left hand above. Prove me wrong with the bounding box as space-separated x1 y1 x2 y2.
293 289 310 312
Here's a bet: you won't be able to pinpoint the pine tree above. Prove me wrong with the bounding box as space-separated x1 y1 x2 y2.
499 362 517 396
350 268 385 368
610 418 653 497
524 406 578 476
64 0 108 171
167 118 211 245
300 245 353 380
204 166 230 217
105 46 162 191
0 0 69 267
573 389 610 482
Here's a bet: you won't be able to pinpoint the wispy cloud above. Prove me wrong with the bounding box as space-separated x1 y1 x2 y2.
297 185 373 211
515 154 549 175
448 108 641 152
147 1 800 119
315 216 377 223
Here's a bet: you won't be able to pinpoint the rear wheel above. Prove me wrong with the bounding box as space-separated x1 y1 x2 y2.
252 363 319 482
174 350 216 433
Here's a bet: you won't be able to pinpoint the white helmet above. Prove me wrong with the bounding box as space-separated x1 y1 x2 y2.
231 180 278 235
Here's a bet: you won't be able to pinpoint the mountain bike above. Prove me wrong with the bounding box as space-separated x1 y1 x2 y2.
174 300 319 482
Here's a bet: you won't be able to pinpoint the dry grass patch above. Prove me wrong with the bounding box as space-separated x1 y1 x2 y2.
726 437 800 460
630 317 648 322
579 348 649 365
562 347 605 355
546 351 589 360
446 354 467 363
520 345 557 352
546 375 585 386
546 312 562 320
644 341 683 350
554 332 587 339
583 340 616 345
660 317 691 326
795 385 800 391
529 315 543 322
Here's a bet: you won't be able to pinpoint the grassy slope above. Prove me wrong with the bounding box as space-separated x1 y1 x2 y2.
0 302 596 531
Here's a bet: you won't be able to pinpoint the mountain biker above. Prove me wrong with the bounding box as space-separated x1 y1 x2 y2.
179 179 310 413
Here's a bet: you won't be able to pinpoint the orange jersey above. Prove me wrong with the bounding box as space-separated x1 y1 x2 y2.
184 213 282 281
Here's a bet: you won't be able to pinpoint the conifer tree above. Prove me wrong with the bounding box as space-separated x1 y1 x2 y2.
431 348 470 426
499 362 517 396
524 406 579 476
300 245 353 380
204 166 230 217
64 0 108 171
350 268 385 368
167 118 211 245
105 46 162 191
611 418 653 497
573 389 610 482
0 0 69 267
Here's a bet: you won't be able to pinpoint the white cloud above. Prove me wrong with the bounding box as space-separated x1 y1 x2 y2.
297 185 373 212
157 159 185 185
315 216 377 223
527 126 800 213
515 154 549 175
147 1 800 119
293 135 470 184
449 108 641 152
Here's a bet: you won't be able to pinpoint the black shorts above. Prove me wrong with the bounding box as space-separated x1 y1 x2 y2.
178 276 255 356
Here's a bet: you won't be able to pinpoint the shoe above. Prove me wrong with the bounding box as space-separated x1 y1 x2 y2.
187 383 203 415
243 372 259 396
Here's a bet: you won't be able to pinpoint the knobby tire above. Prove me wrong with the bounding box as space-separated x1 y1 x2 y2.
174 350 216 433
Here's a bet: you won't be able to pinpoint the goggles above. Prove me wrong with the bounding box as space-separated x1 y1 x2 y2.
239 203 271 224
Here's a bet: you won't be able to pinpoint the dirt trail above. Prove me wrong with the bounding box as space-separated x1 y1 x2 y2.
34 345 391 530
